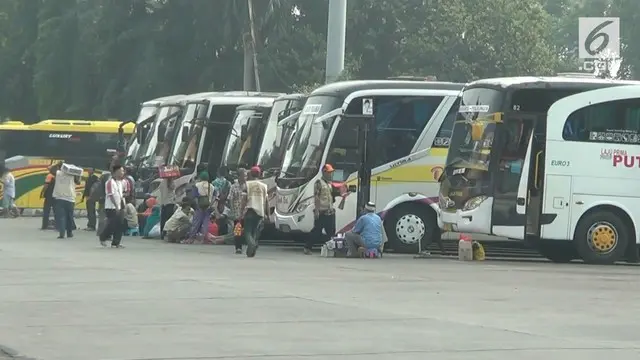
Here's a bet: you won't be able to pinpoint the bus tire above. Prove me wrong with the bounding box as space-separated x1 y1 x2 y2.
536 240 576 263
384 203 436 254
573 210 629 265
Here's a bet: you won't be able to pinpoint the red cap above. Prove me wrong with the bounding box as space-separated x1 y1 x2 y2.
250 165 262 175
323 164 334 172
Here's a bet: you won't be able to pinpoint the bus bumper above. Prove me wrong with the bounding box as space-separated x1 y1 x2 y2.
275 207 315 234
439 197 493 234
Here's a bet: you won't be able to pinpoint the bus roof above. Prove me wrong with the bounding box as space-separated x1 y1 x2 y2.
0 121 29 130
274 93 306 101
466 76 640 90
184 91 284 105
235 103 273 112
30 120 134 133
141 94 186 107
310 80 465 98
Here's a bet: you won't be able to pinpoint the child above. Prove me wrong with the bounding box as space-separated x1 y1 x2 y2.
123 197 139 234
166 199 194 243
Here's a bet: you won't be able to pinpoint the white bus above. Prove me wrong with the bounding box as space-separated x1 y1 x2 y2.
438 76 640 264
218 94 306 224
123 95 185 165
153 91 283 200
274 80 464 253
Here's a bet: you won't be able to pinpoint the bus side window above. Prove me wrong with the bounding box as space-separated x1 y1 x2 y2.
564 98 640 142
432 98 459 148
373 96 444 167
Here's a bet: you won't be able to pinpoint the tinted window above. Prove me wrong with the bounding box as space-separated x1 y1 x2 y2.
433 98 460 148
563 98 640 143
510 89 580 112
372 96 444 167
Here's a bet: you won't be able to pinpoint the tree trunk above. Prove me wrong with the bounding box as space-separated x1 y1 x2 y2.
247 0 261 91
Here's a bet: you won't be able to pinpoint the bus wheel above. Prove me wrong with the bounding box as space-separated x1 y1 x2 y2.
574 211 629 265
536 240 576 263
384 204 435 254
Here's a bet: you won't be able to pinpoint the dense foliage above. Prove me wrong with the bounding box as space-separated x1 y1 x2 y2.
0 0 636 122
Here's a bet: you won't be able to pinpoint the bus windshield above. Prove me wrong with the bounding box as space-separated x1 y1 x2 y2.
220 108 267 170
446 88 504 172
126 105 158 163
277 95 342 189
169 102 208 168
138 105 183 168
258 111 301 177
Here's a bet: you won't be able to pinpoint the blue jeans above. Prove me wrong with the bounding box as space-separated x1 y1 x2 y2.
54 199 76 237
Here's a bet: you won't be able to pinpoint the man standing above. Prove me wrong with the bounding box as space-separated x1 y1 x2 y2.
243 166 269 257
81 168 99 231
40 166 57 230
100 164 125 248
228 168 248 255
0 165 16 217
158 177 177 240
305 164 336 255
52 163 81 239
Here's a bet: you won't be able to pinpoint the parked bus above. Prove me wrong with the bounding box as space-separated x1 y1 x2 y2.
219 93 306 224
438 76 640 263
0 119 134 210
274 80 464 253
123 95 185 166
152 91 283 200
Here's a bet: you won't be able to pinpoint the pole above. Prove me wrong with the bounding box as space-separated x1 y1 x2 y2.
243 33 255 91
325 0 347 84
247 0 261 91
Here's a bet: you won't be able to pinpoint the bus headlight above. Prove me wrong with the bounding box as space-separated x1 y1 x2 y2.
462 196 487 211
295 199 312 213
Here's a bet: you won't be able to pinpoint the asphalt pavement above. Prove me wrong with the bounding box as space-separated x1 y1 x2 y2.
0 217 639 360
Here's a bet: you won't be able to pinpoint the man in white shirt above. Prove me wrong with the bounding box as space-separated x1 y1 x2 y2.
100 164 125 248
52 164 81 239
243 166 269 257
1 166 16 216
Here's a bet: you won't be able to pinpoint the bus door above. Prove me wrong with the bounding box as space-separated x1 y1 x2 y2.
513 114 546 240
340 112 375 217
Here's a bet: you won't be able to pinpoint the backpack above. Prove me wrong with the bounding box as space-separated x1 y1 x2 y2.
193 183 210 209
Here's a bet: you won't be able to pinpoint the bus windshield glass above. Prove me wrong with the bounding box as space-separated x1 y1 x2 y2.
277 95 342 189
445 87 504 172
126 105 158 162
138 105 182 168
258 110 301 177
220 108 267 170
169 102 208 168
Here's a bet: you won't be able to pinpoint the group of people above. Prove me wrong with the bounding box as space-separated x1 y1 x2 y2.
5 156 385 258
149 165 269 257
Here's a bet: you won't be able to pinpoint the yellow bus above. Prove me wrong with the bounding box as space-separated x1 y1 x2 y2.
0 119 133 210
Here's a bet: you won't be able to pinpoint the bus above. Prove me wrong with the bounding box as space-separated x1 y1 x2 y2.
0 119 134 210
438 76 640 263
123 95 185 166
274 80 464 253
218 93 306 223
129 95 187 197
150 91 284 200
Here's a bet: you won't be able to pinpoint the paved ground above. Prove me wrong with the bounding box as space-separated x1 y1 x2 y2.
0 218 639 360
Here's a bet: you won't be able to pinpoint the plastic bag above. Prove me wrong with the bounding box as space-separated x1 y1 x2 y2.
148 223 161 238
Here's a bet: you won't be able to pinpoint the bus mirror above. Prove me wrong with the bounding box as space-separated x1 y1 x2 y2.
309 123 323 147
181 126 189 142
240 124 249 141
470 123 484 141
275 127 282 147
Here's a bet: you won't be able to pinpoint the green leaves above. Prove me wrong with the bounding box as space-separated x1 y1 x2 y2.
0 0 638 122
